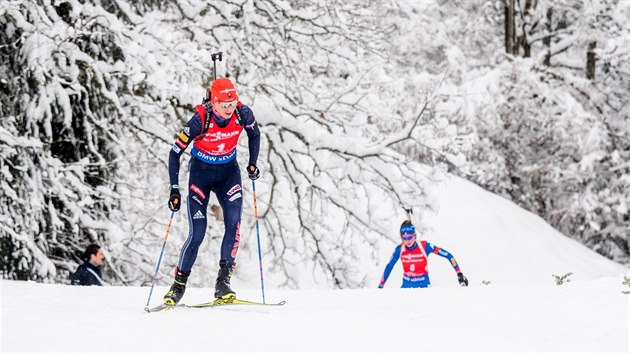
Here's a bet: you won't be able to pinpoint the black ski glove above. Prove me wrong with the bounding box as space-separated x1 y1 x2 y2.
457 272 468 287
168 186 181 212
247 164 260 180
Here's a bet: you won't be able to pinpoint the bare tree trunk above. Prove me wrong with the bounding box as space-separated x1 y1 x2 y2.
586 41 597 80
504 0 516 55
519 0 533 58
543 7 552 66
521 40 531 58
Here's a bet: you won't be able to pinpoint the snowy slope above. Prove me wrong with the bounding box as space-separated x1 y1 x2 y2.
2 175 628 353
371 175 626 289
429 176 624 283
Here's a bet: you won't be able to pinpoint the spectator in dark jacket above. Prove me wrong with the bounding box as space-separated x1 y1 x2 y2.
70 244 105 286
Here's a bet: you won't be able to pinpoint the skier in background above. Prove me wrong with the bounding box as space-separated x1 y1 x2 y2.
378 220 469 288
70 244 105 286
164 78 260 305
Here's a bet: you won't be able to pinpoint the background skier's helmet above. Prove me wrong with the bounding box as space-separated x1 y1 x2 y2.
400 220 415 241
209 78 238 103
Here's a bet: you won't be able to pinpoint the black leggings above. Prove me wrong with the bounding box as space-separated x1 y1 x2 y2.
177 158 243 272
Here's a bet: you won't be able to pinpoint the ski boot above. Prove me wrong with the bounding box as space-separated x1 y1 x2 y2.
214 260 236 299
163 269 190 305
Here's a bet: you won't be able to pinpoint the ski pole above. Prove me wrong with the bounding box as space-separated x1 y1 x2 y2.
251 180 266 304
145 210 175 307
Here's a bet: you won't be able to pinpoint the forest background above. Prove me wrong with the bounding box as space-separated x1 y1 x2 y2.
1 0 628 288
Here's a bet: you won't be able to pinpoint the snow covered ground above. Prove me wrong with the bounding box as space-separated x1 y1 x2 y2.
2 277 628 353
2 175 629 353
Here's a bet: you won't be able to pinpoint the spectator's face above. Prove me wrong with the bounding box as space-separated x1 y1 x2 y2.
90 248 104 266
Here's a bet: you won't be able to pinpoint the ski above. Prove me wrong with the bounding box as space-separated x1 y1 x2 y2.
187 297 286 308
145 298 285 312
144 303 176 313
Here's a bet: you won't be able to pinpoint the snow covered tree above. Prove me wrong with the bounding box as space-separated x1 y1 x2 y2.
379 0 629 266
142 0 451 289
0 0 137 281
452 0 630 265
1 0 457 289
